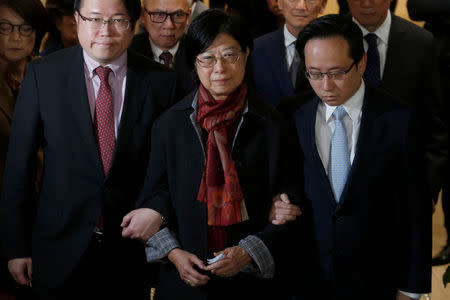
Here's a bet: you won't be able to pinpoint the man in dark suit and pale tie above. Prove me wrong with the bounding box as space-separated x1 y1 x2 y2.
130 0 195 93
271 15 431 300
347 0 447 203
0 0 177 298
251 0 326 107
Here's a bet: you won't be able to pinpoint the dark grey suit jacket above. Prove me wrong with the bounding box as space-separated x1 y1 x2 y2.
380 15 447 199
0 45 178 288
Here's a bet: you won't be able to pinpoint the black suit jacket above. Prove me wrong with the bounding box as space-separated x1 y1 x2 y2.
293 87 431 299
375 15 447 199
0 45 178 288
130 32 196 95
136 88 302 300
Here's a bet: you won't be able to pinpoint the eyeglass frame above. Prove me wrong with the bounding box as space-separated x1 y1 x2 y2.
305 61 357 80
76 10 131 31
0 22 34 37
196 51 243 68
144 9 189 24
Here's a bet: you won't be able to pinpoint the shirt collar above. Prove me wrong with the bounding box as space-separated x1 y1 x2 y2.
83 50 127 79
353 10 391 45
324 80 365 123
150 39 180 60
283 24 297 48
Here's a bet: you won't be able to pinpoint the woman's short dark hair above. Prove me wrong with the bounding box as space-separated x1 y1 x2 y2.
185 9 253 71
296 14 364 64
0 0 49 53
73 0 141 25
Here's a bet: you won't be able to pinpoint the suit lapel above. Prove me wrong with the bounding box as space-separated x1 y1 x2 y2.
109 51 148 175
66 46 104 181
268 29 293 96
382 16 405 92
337 88 379 209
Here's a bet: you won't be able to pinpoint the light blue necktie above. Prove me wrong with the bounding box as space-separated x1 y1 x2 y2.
328 106 351 202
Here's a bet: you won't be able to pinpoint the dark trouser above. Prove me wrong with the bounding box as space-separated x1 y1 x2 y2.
32 233 149 300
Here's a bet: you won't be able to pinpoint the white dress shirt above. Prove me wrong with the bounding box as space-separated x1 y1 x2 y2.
283 24 298 70
353 10 392 78
315 81 365 172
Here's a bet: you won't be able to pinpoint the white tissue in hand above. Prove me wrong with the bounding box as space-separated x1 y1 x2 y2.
207 253 225 264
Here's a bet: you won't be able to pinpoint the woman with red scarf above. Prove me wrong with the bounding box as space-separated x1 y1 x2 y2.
124 9 302 300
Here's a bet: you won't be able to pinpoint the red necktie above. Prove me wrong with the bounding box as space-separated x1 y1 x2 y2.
94 66 115 176
159 52 173 67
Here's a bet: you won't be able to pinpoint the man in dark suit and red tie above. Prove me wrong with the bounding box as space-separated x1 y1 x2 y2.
270 15 431 300
0 0 177 299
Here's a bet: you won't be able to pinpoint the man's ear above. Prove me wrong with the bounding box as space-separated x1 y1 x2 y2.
357 52 367 75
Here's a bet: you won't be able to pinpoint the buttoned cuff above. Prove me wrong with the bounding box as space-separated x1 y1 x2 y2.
145 227 180 262
238 235 275 279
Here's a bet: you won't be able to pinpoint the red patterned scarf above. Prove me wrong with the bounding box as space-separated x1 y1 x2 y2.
196 82 249 227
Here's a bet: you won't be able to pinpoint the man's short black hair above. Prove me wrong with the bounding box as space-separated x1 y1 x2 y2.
296 14 364 64
74 0 141 25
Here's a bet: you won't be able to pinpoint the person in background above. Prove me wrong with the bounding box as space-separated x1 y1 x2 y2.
40 0 78 57
347 0 447 225
273 14 431 300
408 0 450 267
122 9 301 300
0 0 178 298
130 0 195 93
0 0 47 299
338 0 397 15
187 0 208 26
251 0 326 107
266 0 285 29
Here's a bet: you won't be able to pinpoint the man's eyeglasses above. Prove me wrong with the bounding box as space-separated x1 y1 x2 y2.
305 61 356 80
196 51 242 68
0 22 34 37
76 11 130 31
145 9 189 24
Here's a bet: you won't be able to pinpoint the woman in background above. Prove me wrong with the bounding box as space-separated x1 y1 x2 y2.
0 0 47 298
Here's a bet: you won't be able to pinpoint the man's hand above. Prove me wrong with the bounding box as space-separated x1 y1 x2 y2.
8 257 32 285
396 291 418 300
205 246 251 277
121 208 163 242
269 193 301 225
168 248 210 287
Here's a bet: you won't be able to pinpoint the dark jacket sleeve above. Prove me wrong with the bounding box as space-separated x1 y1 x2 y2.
0 63 41 259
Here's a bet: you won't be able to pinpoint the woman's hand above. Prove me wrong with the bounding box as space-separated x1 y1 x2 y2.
168 248 210 287
205 246 251 277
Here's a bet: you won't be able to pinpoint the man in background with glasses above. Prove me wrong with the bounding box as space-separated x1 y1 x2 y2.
0 0 178 299
269 14 431 300
131 0 196 94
